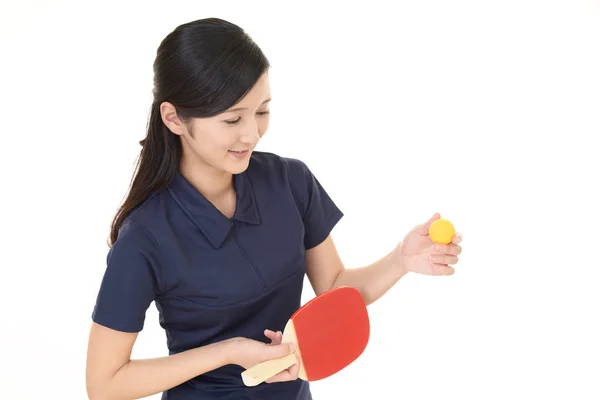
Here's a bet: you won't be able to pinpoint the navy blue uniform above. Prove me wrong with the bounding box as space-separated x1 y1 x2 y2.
92 151 343 399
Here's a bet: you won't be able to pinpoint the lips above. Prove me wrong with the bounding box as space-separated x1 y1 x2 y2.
228 148 251 159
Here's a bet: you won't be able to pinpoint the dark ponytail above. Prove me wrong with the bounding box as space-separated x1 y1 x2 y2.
109 18 270 246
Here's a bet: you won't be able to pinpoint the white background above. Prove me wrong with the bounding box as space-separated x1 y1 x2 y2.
1 1 599 399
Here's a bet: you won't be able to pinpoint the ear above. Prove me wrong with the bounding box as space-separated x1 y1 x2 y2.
159 101 186 136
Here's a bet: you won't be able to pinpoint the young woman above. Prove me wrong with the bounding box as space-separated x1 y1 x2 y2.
86 17 462 400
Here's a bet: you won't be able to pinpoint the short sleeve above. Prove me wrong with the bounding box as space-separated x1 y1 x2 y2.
91 220 161 333
284 158 344 249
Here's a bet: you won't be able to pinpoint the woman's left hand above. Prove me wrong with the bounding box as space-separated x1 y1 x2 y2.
394 213 462 276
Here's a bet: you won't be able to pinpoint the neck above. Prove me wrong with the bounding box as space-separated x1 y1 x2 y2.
179 155 233 201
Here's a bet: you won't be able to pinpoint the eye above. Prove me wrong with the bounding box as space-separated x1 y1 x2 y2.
224 110 269 126
224 117 241 125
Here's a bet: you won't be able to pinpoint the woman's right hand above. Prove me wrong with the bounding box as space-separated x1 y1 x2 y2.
228 329 301 383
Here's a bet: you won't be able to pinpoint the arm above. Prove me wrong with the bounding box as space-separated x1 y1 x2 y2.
86 322 235 400
285 160 458 305
306 215 462 305
86 324 298 399
305 235 406 305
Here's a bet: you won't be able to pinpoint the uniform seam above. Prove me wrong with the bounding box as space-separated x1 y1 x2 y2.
167 266 304 308
233 224 267 291
282 158 306 223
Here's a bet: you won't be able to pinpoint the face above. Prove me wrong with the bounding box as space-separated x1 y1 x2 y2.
161 72 271 176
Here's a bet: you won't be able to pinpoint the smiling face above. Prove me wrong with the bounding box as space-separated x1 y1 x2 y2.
161 72 272 176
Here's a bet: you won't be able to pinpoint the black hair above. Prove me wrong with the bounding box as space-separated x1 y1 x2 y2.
110 18 270 246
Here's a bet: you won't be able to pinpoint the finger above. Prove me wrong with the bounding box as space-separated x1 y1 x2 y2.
415 212 441 235
429 254 459 265
452 233 462 244
262 342 296 361
430 264 455 276
286 352 301 378
266 370 296 383
264 329 276 342
265 352 301 383
433 243 462 256
271 331 283 345
265 366 297 383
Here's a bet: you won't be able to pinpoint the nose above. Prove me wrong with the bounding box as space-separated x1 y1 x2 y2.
239 121 260 146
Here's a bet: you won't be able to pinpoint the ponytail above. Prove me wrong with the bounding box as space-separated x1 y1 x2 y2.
109 101 181 246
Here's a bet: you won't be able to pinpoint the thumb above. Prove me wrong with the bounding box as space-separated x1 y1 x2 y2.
263 342 296 360
415 213 440 235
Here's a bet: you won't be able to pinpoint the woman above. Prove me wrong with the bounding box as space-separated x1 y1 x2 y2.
86 17 462 400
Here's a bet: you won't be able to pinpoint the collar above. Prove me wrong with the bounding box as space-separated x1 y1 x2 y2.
167 171 261 248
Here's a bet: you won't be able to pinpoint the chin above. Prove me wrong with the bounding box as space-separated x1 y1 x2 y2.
227 165 250 175
224 158 252 175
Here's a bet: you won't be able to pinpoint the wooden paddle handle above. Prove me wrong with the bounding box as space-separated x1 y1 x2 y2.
241 352 297 387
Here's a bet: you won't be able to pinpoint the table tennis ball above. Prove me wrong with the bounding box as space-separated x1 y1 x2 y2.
429 218 455 244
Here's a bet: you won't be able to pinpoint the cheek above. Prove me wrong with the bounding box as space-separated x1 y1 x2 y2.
195 125 236 151
220 132 241 149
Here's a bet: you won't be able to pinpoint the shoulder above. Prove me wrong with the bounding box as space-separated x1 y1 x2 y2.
248 151 331 219
247 151 312 185
112 218 157 252
110 195 165 264
119 190 169 243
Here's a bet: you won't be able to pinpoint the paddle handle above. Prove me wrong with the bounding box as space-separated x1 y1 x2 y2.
241 352 297 386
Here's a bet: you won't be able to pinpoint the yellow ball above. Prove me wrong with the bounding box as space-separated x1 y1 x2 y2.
429 218 456 244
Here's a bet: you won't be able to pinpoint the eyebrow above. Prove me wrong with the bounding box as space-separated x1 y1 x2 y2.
226 98 271 113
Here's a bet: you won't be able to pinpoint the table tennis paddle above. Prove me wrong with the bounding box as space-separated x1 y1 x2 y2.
241 285 370 386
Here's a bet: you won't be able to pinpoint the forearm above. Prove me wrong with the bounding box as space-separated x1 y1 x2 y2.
90 340 234 400
332 246 407 305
